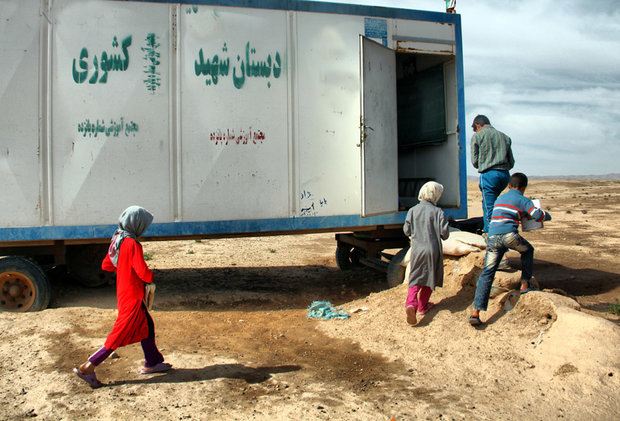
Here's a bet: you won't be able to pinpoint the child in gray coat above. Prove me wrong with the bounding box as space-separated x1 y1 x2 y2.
403 181 450 325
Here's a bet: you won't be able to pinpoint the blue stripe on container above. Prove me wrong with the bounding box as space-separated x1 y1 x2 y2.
0 208 466 242
454 13 468 219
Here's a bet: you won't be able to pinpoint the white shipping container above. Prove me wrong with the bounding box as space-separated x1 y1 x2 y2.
0 0 468 311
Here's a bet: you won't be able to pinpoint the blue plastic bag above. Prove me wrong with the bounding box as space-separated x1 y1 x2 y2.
306 301 349 320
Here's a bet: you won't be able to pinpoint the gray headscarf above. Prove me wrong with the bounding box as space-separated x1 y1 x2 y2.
107 206 154 267
418 181 444 205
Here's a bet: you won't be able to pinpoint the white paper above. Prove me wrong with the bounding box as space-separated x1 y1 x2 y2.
522 199 544 231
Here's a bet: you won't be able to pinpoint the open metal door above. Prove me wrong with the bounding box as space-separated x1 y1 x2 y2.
360 36 398 217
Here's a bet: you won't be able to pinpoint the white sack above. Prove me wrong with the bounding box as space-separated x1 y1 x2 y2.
442 238 481 256
446 230 487 249
401 230 486 283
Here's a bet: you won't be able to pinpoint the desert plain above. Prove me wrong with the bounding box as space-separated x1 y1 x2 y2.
0 180 619 420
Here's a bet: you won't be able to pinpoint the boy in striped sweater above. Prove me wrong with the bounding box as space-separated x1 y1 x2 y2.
469 172 551 326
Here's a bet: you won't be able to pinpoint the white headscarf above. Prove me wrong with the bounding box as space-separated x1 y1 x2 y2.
418 181 444 205
107 206 154 267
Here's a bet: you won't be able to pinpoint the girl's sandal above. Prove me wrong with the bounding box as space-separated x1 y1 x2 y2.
406 306 417 326
140 362 172 374
73 367 103 388
418 302 435 315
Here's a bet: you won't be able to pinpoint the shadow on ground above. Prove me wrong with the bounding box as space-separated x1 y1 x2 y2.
108 364 302 386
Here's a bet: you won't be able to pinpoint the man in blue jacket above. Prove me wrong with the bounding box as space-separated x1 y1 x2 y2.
469 172 551 326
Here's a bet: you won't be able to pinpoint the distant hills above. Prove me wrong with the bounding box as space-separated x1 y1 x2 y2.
467 174 620 181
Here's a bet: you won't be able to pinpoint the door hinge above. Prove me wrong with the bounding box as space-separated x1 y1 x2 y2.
358 117 373 147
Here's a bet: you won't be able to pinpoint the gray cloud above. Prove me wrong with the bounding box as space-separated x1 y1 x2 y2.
314 0 620 175
459 0 620 175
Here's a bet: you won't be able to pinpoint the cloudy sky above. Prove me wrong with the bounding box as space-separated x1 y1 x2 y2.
316 0 620 176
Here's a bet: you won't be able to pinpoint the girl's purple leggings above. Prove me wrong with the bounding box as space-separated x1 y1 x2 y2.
89 305 164 368
88 338 164 367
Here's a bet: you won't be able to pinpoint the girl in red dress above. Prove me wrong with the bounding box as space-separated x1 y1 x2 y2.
73 206 171 388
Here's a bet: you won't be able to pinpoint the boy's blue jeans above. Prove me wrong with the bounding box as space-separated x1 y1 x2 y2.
473 231 534 311
479 169 510 233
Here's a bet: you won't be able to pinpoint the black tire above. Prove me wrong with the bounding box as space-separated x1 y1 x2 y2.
335 245 362 271
0 256 51 312
386 247 409 288
66 244 115 287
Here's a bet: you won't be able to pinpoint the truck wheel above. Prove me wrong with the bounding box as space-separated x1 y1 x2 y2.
0 256 51 312
66 245 114 287
335 245 362 270
386 247 409 288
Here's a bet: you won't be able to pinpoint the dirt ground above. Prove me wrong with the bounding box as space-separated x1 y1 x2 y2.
1 180 619 420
